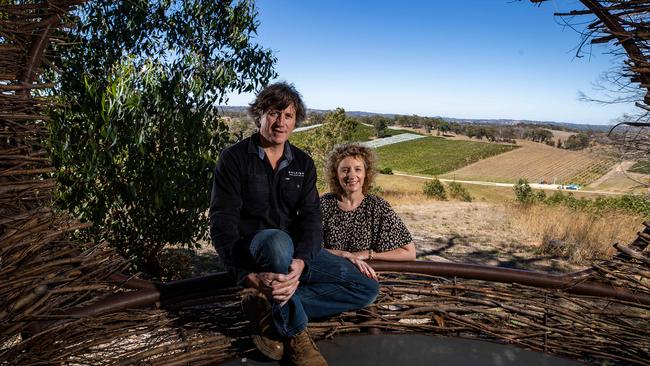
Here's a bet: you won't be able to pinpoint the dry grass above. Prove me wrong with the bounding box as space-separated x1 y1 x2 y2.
376 174 516 204
380 189 427 205
376 174 642 269
595 174 650 192
509 204 641 264
375 174 424 194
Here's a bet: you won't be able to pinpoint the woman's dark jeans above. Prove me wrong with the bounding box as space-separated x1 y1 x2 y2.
248 229 379 338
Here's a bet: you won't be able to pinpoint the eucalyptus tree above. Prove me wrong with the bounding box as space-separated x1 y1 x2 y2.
50 0 277 277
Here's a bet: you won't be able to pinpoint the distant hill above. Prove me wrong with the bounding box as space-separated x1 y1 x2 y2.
440 117 611 132
218 106 611 132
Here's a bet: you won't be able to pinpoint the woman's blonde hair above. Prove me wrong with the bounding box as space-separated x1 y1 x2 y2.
324 143 377 197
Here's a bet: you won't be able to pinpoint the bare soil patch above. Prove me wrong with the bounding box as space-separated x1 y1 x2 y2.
391 201 583 273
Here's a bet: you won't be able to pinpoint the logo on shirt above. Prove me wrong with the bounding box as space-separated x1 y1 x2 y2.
288 170 304 177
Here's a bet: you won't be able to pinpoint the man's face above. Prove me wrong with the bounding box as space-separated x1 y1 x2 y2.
259 104 296 147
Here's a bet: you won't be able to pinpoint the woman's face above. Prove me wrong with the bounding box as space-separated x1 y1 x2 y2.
336 155 366 196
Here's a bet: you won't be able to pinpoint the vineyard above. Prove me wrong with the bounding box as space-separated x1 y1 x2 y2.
293 124 617 188
375 137 518 176
441 141 615 185
569 159 616 186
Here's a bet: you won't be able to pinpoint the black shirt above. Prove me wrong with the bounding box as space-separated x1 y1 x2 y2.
209 133 323 275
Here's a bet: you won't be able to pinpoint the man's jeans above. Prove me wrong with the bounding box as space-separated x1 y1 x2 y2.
247 229 379 338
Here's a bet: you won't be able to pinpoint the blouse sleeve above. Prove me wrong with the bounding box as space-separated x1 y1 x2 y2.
371 196 413 252
319 193 336 249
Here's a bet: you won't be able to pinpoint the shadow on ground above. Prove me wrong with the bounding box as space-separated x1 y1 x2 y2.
416 235 577 273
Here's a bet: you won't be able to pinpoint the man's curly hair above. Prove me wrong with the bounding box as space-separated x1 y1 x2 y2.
325 143 377 198
248 82 306 127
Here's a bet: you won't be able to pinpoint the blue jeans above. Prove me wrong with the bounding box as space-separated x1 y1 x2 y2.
247 229 379 338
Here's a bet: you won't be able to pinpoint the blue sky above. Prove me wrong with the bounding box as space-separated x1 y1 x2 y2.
226 0 636 125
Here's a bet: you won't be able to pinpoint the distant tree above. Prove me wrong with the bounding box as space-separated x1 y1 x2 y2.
306 111 325 126
395 115 409 127
227 118 256 142
498 127 516 141
539 129 554 143
484 126 497 142
373 117 388 137
422 118 434 133
564 133 590 150
466 125 486 140
409 114 421 128
437 119 451 134
523 128 553 144
513 179 544 205
449 122 463 135
423 179 447 200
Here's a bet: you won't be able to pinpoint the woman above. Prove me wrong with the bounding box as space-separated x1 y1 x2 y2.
320 143 416 279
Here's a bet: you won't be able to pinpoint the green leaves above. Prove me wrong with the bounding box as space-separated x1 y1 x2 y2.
52 60 232 278
423 179 447 200
49 1 275 276
49 0 276 278
292 108 357 190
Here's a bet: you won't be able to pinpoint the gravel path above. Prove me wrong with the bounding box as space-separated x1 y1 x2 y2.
393 172 625 195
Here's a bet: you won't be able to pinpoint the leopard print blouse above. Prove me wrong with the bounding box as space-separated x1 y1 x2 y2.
320 193 412 253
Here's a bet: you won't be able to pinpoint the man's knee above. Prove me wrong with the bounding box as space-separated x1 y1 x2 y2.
356 276 380 308
250 229 294 273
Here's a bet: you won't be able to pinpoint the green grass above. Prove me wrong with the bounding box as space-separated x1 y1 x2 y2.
629 161 650 174
376 136 518 176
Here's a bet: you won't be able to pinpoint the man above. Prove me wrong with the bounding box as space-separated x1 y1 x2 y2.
210 82 379 366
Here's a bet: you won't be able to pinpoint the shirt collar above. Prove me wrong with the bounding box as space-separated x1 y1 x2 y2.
248 132 293 164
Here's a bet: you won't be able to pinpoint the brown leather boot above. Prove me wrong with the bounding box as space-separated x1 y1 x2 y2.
285 329 328 366
241 289 284 360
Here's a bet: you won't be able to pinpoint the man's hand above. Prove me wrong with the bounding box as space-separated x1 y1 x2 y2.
245 259 305 306
245 272 278 299
288 258 305 277
270 259 304 306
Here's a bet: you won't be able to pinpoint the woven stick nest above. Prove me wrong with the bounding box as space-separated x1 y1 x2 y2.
1 1 649 365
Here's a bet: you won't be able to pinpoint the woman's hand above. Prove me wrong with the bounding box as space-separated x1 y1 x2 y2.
350 250 371 260
347 257 378 280
325 248 377 279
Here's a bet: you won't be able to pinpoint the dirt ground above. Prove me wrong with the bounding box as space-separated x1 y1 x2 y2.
185 199 585 279
392 201 583 274
587 160 650 193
